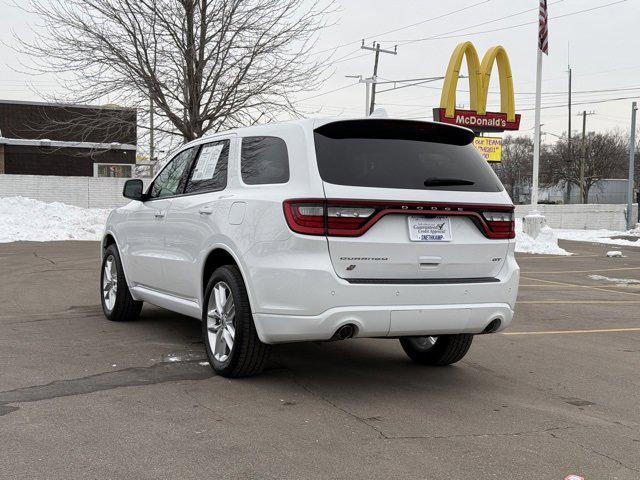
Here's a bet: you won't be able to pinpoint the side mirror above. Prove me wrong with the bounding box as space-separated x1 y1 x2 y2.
123 179 145 201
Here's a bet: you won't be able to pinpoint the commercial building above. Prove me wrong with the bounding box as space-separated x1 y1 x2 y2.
0 100 136 177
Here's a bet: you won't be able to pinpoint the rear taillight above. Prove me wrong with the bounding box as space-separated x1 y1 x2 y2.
283 199 514 239
283 200 325 235
326 205 375 236
481 211 515 239
283 200 376 236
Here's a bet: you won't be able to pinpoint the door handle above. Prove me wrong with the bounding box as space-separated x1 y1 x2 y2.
154 211 165 218
199 207 214 215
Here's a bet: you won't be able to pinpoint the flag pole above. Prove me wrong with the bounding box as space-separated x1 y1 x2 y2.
532 47 542 208
523 0 547 238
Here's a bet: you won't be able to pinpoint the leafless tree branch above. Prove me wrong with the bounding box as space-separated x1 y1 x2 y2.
13 0 337 146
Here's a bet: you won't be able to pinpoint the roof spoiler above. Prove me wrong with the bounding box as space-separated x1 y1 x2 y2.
314 119 475 146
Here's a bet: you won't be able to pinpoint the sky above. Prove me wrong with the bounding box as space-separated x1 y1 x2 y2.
1 0 639 144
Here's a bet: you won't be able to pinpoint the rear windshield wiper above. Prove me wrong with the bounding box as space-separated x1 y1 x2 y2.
423 177 475 187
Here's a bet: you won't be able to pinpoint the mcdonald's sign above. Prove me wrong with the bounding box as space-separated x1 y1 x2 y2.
433 42 521 132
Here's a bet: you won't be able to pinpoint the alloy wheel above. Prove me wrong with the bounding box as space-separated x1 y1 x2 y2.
206 281 236 362
102 255 118 311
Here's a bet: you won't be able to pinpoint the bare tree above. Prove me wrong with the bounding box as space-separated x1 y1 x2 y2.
14 0 336 145
493 135 533 202
542 131 628 203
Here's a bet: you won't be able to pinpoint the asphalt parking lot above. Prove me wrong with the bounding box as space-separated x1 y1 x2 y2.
1 240 640 479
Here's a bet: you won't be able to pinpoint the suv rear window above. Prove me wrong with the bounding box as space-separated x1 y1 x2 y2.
314 119 503 192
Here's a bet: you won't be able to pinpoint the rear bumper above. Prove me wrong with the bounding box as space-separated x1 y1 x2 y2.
254 302 514 343
242 236 519 344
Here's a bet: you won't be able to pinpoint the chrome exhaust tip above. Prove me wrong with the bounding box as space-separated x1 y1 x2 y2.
331 324 356 341
481 319 501 334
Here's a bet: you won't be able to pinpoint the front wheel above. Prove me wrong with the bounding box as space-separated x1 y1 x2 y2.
399 334 473 366
100 244 143 321
203 265 270 378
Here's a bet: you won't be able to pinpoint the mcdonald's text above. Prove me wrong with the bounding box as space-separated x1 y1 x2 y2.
433 108 521 132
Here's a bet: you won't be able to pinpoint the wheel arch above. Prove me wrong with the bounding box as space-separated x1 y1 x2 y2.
101 232 117 254
201 245 254 313
101 230 137 298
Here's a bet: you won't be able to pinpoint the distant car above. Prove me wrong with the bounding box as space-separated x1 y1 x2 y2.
100 118 519 377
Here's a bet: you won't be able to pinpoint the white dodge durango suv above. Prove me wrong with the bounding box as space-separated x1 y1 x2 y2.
100 118 519 377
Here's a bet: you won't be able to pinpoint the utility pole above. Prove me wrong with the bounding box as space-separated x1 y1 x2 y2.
345 75 376 116
579 111 596 203
627 101 637 229
361 40 397 114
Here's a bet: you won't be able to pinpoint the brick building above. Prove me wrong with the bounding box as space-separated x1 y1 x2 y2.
0 100 136 177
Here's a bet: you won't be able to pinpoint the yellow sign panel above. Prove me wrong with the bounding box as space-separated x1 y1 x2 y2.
473 137 502 162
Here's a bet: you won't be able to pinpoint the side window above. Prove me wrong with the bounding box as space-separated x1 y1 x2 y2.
184 140 230 194
150 147 198 198
241 136 289 185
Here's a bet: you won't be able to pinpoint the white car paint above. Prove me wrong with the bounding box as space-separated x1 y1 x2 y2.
103 117 519 344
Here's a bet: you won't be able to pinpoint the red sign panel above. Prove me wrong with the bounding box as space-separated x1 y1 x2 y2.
433 108 521 132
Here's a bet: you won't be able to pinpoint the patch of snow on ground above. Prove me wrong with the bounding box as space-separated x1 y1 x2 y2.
515 218 571 256
554 228 640 247
588 274 640 286
0 196 111 243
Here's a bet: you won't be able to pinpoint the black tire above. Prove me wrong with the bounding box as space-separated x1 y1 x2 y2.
100 244 143 321
202 265 270 378
399 334 473 366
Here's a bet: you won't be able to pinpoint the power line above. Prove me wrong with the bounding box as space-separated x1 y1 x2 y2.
376 76 450 94
397 95 640 121
394 0 627 46
312 0 492 56
295 82 359 102
387 84 640 97
389 0 565 45
325 2 559 67
521 95 640 111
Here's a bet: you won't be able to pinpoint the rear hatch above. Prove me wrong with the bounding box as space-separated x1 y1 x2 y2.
310 119 513 282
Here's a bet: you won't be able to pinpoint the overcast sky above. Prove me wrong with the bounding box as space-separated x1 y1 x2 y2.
1 0 639 141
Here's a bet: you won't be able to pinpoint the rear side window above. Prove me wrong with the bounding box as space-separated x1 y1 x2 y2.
184 140 230 194
314 120 503 192
241 136 289 185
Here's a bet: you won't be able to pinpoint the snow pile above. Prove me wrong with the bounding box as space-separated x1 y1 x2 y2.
554 228 640 247
514 218 571 256
0 196 111 243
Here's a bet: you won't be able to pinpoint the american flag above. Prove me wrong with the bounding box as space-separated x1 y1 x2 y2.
538 0 549 54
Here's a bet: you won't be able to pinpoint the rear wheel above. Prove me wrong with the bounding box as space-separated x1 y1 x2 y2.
203 265 270 378
399 334 473 365
100 244 143 321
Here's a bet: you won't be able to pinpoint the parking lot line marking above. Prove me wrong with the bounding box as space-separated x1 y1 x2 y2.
520 284 602 287
520 276 640 297
502 327 640 336
516 255 598 260
517 300 640 304
526 266 640 275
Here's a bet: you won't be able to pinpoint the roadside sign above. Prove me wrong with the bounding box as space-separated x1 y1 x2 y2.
473 136 502 162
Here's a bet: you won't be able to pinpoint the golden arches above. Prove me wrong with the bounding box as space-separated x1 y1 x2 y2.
439 42 516 122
